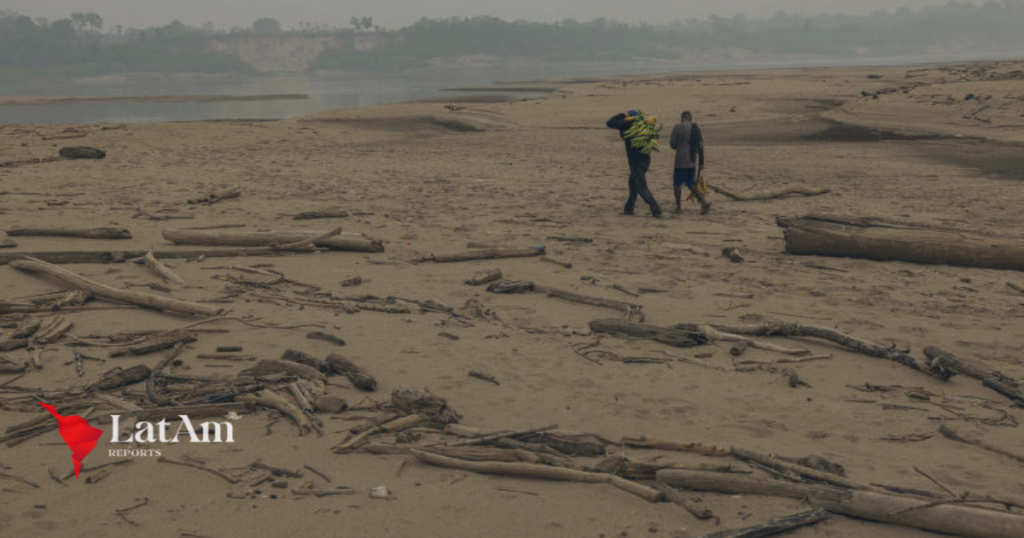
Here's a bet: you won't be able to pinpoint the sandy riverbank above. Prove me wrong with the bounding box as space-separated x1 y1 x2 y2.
0 60 1022 538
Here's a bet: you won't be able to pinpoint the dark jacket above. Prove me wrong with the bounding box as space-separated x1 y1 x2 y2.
669 122 705 168
606 113 649 167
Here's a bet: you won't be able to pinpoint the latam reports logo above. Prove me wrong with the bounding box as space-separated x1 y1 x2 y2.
39 402 104 479
39 401 235 478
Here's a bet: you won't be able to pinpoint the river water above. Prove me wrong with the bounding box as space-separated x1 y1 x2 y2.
0 53 1015 125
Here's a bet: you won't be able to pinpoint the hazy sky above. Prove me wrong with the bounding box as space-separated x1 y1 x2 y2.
6 0 962 29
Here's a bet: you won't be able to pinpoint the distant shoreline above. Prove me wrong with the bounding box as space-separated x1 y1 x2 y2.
0 93 310 107
2 53 1021 124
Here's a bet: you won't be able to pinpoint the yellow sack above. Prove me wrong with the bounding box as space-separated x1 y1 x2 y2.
687 172 708 204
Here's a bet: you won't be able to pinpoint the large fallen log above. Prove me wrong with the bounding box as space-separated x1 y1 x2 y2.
673 320 941 377
9 258 221 317
712 185 830 202
589 319 708 348
7 227 132 240
777 215 1024 271
162 228 383 253
425 247 544 263
657 469 1024 538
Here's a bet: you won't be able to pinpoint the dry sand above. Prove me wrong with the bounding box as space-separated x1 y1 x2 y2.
0 60 1023 538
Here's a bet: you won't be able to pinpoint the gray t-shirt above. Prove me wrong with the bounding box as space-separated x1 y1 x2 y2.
670 122 695 170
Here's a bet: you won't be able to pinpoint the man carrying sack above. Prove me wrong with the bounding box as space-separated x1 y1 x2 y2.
606 110 663 218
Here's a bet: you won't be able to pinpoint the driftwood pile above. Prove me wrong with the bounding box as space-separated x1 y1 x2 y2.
0 322 386 447
340 422 1024 538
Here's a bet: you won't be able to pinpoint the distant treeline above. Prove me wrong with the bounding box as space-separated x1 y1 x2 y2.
2 1 1024 76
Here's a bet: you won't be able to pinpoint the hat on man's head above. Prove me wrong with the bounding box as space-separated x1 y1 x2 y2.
627 110 640 117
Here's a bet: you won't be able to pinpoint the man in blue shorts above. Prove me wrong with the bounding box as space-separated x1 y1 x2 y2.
669 111 711 215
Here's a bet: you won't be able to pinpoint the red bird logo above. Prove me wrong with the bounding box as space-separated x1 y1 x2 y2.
39 402 104 479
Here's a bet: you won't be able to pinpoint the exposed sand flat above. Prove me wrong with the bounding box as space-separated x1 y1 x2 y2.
0 61 1022 538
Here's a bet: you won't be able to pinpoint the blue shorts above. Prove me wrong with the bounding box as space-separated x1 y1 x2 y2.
673 168 696 188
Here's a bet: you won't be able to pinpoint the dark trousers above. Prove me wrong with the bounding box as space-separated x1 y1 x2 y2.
624 159 661 216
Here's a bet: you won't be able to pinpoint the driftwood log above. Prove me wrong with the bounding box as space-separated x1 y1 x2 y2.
32 315 73 346
293 208 349 220
730 448 872 491
490 281 644 321
621 436 732 457
162 228 383 253
306 331 346 347
270 227 342 252
410 449 663 502
238 389 313 436
535 284 643 321
777 215 1024 272
657 469 1024 538
188 185 240 205
326 354 377 391
7 227 132 240
692 509 832 538
390 387 460 425
425 247 544 263
465 268 503 286
281 349 327 371
131 251 186 285
10 258 222 317
92 365 152 391
109 329 197 357
924 347 1023 405
939 425 1024 464
589 319 708 348
59 146 105 159
712 185 830 202
696 325 811 356
240 360 327 384
333 414 424 452
673 321 941 377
